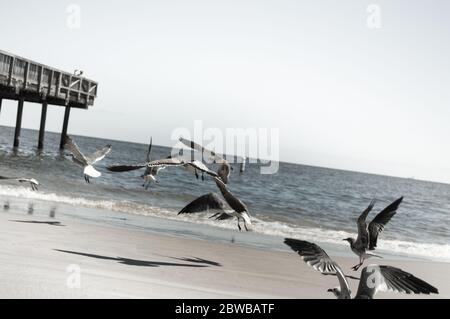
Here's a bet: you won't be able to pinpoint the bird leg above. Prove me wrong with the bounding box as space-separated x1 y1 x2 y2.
244 222 249 231
351 263 362 271
351 257 364 271
237 220 242 232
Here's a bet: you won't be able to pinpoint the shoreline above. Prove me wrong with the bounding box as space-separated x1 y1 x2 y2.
0 207 448 299
0 192 450 264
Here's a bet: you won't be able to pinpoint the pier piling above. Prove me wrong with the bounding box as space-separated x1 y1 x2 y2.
38 101 48 149
60 106 71 149
13 98 24 148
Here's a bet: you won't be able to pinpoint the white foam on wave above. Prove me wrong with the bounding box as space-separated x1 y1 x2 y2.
2 185 449 262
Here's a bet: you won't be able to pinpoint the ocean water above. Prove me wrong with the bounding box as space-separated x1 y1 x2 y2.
1 126 449 262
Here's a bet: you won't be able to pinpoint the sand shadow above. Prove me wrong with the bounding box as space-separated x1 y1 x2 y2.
171 257 222 267
54 249 212 268
10 220 65 227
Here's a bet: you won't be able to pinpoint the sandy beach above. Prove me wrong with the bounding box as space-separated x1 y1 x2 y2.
0 208 448 299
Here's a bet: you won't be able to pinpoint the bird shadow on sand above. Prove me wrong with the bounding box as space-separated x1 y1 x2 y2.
171 257 222 267
10 220 66 227
53 249 218 268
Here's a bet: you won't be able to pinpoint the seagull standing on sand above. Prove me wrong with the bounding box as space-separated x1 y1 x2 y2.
178 137 233 184
64 135 112 183
178 177 252 231
284 238 438 299
343 197 403 271
0 176 39 191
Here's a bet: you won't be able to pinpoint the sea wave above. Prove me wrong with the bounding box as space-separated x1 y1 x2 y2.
1 185 449 262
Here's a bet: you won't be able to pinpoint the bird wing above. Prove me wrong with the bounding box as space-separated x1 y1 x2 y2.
187 161 219 178
0 176 39 191
64 136 88 166
356 265 438 299
355 199 376 249
368 197 403 250
107 163 148 172
147 158 185 168
210 212 234 221
178 193 226 215
146 137 152 162
179 137 225 163
214 177 248 214
86 145 112 165
284 238 351 298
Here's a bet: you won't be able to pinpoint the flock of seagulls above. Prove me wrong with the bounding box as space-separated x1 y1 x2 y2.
106 136 249 231
0 135 439 299
284 239 438 299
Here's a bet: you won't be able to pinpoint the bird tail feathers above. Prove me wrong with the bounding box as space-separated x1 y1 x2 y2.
84 165 101 178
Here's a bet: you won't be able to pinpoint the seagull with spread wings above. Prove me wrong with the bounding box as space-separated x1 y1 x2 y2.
108 157 219 181
344 197 403 271
64 135 112 183
141 137 163 188
179 137 233 184
0 176 39 191
178 177 252 231
284 238 438 299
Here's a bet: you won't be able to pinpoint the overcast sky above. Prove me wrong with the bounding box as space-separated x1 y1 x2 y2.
0 0 449 183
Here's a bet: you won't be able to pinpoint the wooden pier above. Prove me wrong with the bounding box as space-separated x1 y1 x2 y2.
0 50 98 149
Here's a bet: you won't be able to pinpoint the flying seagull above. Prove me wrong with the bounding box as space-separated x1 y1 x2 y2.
178 176 252 231
178 137 233 184
284 238 438 299
343 197 403 271
64 135 112 183
108 157 219 180
0 176 39 191
141 137 162 188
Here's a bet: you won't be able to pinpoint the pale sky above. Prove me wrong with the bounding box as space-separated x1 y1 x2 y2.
0 0 449 183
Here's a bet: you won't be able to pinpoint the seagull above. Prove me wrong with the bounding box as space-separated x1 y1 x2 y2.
64 135 112 183
74 70 83 76
141 137 162 188
108 157 219 180
284 238 438 299
343 197 403 271
178 176 252 231
178 137 233 183
0 176 39 191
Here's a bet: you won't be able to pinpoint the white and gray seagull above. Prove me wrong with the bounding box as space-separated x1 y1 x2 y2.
284 238 438 299
179 137 233 184
108 157 220 181
0 176 39 191
343 196 403 271
64 135 112 183
141 137 163 188
178 176 252 231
